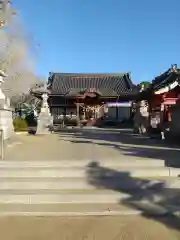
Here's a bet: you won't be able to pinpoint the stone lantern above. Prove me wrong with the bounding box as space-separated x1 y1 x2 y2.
30 82 53 134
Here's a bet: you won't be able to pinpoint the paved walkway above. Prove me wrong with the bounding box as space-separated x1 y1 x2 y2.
4 128 180 163
1 128 180 239
0 216 180 240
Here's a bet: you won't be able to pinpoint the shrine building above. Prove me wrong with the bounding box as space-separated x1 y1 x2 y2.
46 72 138 126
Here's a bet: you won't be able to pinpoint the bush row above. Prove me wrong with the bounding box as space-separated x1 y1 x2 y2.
13 117 28 132
13 115 37 132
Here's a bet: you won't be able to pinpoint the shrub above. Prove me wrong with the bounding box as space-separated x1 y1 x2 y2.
25 113 37 127
13 117 28 132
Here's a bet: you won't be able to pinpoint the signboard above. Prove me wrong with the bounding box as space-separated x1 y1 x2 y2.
107 102 132 107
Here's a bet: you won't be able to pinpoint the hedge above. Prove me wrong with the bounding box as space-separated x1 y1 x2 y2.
13 117 28 132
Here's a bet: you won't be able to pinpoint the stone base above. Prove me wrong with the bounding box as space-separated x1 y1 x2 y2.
36 110 53 135
0 108 14 140
36 124 51 135
36 130 51 135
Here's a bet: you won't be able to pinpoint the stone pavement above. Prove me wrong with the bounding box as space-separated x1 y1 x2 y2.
1 128 180 239
0 216 180 240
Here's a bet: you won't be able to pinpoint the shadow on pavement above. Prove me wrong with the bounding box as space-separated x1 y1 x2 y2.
86 161 180 232
56 128 180 231
57 128 180 168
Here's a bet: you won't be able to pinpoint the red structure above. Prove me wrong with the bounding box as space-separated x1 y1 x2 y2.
137 64 180 135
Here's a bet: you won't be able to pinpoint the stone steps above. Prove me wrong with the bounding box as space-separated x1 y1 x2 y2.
0 159 165 167
0 160 179 216
0 191 177 216
0 203 170 216
0 191 176 208
0 166 178 177
0 177 179 190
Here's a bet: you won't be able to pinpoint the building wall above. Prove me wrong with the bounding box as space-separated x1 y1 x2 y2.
107 107 116 119
118 107 131 120
51 107 77 120
107 106 131 120
50 97 133 122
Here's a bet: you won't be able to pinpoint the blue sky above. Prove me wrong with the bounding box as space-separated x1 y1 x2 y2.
14 0 179 83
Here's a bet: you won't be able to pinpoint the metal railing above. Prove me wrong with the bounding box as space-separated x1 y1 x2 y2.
0 129 4 160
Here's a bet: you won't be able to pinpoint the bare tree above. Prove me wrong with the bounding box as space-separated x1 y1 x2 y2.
0 2 45 99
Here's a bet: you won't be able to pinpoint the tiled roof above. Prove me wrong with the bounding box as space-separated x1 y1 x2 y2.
151 67 180 91
48 73 138 97
135 65 180 101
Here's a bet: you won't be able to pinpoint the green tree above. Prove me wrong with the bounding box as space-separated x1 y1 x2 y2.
139 81 151 89
139 81 151 86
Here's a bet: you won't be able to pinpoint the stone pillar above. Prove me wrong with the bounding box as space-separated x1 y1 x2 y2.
76 102 80 126
0 71 14 139
160 103 165 139
0 3 16 140
133 100 149 134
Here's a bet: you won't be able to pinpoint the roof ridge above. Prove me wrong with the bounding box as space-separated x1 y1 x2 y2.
51 72 127 76
49 73 138 97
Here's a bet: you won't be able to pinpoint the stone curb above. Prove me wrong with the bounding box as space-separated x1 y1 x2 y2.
15 132 28 135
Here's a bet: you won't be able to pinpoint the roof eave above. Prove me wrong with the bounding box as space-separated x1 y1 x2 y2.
50 72 128 77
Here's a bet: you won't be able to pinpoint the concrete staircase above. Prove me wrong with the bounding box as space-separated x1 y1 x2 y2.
0 159 179 216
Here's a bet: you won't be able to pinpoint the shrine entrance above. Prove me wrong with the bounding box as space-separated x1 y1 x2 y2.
75 89 105 126
84 105 95 119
